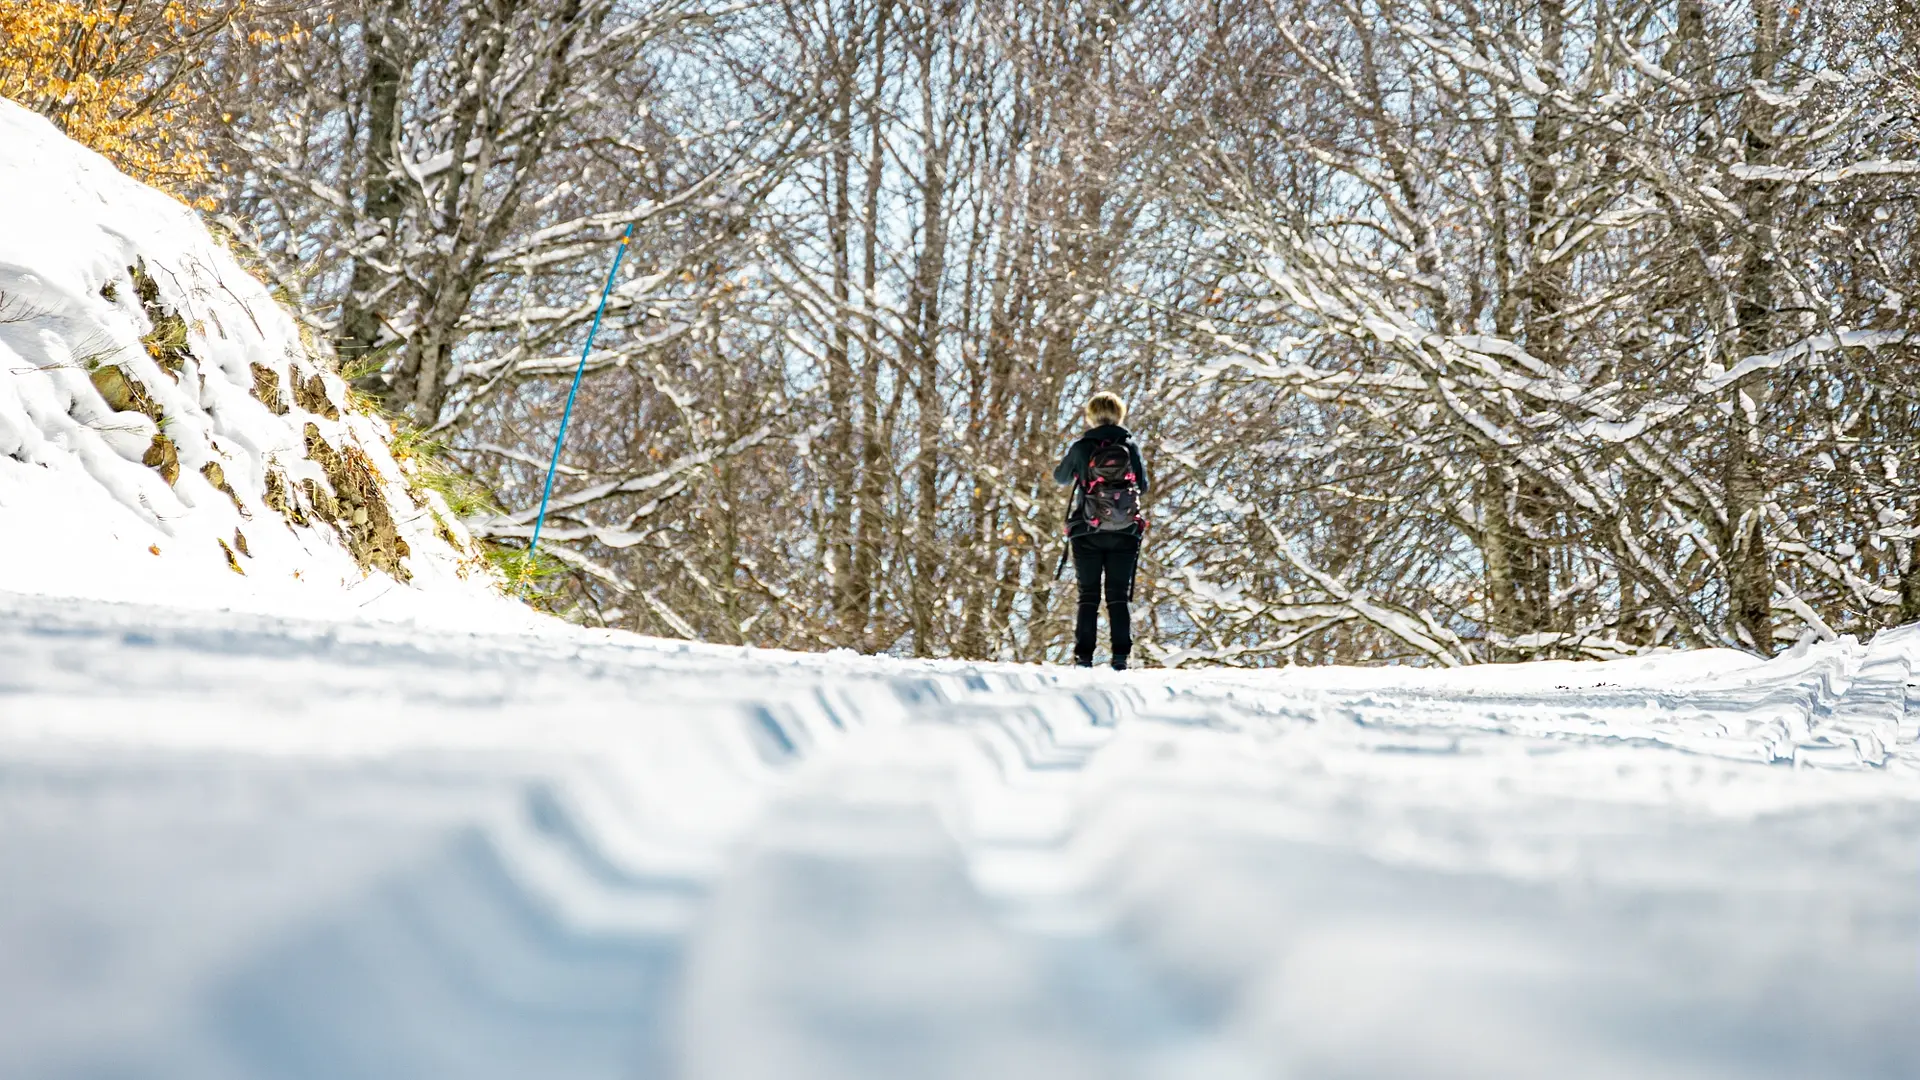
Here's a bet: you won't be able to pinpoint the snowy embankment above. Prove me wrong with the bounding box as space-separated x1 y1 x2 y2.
3 590 1918 1080
0 99 523 628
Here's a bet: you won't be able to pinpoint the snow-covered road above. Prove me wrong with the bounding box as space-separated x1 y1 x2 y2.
2 591 1918 1079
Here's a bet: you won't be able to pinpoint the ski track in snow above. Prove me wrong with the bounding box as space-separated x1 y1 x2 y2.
2 591 1919 1080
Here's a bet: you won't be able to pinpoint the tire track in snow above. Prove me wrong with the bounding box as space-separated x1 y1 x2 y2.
1 592 1917 1079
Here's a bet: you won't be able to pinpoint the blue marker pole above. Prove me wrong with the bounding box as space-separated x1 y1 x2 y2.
526 221 633 579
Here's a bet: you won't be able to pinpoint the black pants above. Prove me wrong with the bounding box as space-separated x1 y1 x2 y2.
1072 534 1137 661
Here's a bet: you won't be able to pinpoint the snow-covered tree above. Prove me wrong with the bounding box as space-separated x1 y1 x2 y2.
177 0 1920 664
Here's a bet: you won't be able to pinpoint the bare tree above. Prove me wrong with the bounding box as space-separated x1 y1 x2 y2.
191 0 1920 665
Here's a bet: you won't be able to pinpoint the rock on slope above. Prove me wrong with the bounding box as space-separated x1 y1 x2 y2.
0 99 516 623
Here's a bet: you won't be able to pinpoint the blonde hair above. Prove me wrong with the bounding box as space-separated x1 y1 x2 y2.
1085 391 1127 427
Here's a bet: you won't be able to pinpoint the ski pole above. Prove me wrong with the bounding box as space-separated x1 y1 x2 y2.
526 221 633 582
1053 486 1077 581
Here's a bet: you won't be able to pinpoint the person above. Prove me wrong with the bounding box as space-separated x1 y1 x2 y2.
1054 391 1149 669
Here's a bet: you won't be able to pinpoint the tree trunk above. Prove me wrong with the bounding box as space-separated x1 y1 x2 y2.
1511 0 1567 648
849 0 892 650
1481 465 1522 659
823 11 859 647
906 29 949 656
341 0 408 382
1727 0 1782 653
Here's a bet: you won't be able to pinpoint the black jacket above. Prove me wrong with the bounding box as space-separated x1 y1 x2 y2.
1054 424 1149 539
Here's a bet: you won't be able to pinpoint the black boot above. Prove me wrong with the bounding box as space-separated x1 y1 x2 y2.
1073 655 1094 668
1111 655 1129 671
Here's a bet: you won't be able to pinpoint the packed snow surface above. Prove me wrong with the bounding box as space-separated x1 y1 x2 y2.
3 590 1918 1079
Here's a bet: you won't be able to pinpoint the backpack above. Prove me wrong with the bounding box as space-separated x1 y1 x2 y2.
1077 440 1145 535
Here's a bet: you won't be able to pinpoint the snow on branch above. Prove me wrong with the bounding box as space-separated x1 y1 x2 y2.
1260 518 1473 667
497 422 779 525
1700 330 1911 393
1729 160 1920 185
